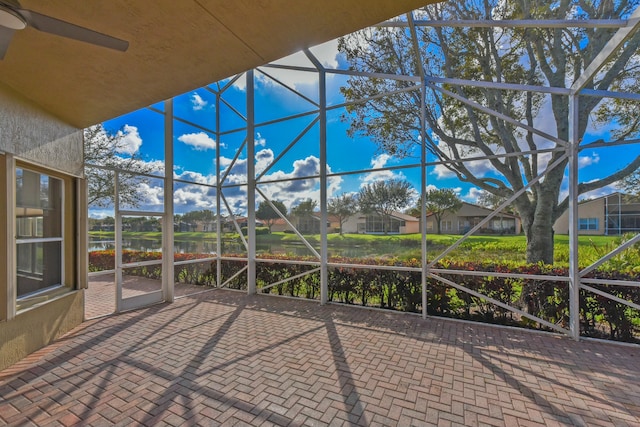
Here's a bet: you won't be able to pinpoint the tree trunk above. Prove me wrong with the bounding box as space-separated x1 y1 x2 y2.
525 218 554 264
520 201 555 265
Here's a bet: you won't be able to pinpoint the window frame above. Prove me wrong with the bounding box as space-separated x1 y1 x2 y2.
578 217 599 231
7 158 75 317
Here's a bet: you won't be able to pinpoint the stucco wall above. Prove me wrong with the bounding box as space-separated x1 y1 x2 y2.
0 83 85 372
553 199 605 235
0 82 83 176
0 291 84 371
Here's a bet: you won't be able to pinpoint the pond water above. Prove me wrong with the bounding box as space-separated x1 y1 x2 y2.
89 237 419 259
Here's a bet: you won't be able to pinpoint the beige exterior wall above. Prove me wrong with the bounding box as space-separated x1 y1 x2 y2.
341 214 419 234
553 198 605 235
0 84 85 372
342 215 364 234
0 292 84 371
0 83 83 176
426 203 521 234
401 220 420 234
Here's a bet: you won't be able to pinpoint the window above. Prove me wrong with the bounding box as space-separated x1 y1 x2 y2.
365 215 402 233
15 168 64 298
441 220 453 232
579 217 599 231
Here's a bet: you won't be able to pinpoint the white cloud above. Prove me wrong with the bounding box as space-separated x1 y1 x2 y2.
174 169 215 185
223 39 340 94
191 92 208 111
360 154 405 187
178 132 217 151
432 159 494 180
580 182 621 201
115 125 143 155
255 148 274 174
137 182 164 206
88 209 113 220
174 183 216 210
578 152 600 168
370 153 391 169
464 187 484 203
255 133 267 147
263 39 340 89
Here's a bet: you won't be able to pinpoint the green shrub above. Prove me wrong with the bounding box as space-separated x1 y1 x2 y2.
88 250 639 343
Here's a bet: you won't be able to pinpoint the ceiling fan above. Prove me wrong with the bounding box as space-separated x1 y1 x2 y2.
0 0 128 59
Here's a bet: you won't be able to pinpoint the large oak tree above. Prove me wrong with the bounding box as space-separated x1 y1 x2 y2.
339 0 640 263
84 124 155 209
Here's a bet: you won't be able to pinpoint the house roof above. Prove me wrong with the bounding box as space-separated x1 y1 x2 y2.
390 212 420 222
0 0 434 128
426 202 520 219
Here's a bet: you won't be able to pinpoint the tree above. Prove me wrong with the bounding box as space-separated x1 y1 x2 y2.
84 124 155 208
619 167 640 197
256 200 287 232
476 191 517 215
424 189 463 234
358 179 414 234
339 0 640 263
328 193 358 235
290 199 318 217
182 209 216 224
291 199 319 233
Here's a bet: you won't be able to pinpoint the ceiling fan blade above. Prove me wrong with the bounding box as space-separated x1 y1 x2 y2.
19 9 128 52
0 26 15 59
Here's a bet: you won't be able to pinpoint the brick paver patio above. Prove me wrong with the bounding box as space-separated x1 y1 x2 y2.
1 289 639 426
85 275 213 319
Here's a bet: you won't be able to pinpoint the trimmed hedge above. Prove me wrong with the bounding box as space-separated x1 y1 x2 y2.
89 250 640 343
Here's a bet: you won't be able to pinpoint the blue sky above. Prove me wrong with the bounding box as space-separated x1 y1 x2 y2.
90 36 639 220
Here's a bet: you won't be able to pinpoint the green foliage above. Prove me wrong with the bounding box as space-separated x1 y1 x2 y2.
89 249 640 342
338 0 640 264
423 188 463 234
620 169 640 196
255 227 270 235
328 193 358 234
84 124 155 208
89 250 215 285
256 200 287 232
290 198 317 216
358 179 415 234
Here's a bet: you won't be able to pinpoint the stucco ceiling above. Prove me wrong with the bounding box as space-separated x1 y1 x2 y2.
0 0 434 128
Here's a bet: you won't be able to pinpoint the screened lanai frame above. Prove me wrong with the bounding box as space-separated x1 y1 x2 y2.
87 5 640 342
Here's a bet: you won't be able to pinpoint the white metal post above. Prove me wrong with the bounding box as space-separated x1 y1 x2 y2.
247 70 257 294
216 92 222 288
407 11 429 318
568 94 580 340
306 48 329 305
163 99 175 303
114 171 122 312
420 83 428 319
319 69 328 305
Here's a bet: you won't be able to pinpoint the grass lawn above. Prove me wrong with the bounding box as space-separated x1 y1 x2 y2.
90 230 628 267
90 230 619 246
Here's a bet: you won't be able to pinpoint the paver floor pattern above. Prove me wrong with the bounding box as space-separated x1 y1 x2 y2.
85 276 211 319
1 289 639 427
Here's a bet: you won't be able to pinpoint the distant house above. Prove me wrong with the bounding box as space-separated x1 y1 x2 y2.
222 217 264 232
266 214 340 234
425 202 521 235
268 218 290 233
342 212 420 235
554 192 640 235
195 220 217 232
